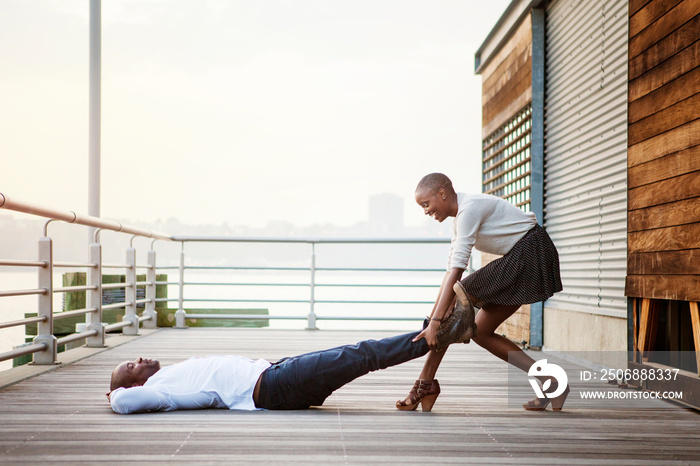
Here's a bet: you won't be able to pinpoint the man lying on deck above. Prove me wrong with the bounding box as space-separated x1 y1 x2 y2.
107 308 474 413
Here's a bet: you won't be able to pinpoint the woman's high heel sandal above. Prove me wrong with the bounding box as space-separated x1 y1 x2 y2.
396 379 440 412
523 385 570 411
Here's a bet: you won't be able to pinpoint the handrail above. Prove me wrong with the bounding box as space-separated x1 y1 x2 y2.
0 315 47 330
174 236 448 244
0 288 47 298
0 192 171 240
0 260 47 268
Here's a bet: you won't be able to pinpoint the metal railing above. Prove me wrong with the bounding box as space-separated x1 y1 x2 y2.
0 193 170 365
166 236 450 330
0 192 450 366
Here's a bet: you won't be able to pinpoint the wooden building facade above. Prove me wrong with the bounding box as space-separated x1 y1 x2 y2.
625 0 700 406
476 0 699 407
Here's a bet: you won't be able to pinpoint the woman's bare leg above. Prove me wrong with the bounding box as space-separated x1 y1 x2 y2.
417 349 447 379
470 297 536 373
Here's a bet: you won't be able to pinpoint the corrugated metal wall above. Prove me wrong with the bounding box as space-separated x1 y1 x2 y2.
543 0 628 318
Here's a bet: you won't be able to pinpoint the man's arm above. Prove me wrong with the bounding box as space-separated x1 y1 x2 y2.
413 267 464 350
109 386 170 414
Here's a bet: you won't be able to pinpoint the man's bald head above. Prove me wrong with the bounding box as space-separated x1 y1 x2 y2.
415 173 455 196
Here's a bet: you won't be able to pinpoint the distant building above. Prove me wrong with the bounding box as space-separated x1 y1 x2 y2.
477 0 699 407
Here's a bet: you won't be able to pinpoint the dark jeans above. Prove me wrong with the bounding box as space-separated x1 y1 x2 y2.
255 331 429 410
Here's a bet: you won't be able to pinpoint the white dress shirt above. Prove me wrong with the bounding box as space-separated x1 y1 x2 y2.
110 355 271 414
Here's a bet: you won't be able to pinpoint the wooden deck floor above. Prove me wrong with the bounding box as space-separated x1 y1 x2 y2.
1 328 699 464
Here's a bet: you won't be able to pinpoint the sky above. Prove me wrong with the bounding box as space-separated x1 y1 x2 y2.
1 0 511 230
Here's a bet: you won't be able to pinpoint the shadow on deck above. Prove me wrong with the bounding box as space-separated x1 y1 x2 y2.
1 328 699 464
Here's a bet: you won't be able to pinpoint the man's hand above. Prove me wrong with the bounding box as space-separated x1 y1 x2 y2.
413 320 441 351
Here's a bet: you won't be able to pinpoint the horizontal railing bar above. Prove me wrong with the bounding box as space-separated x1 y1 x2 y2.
0 192 171 240
179 282 438 288
173 236 451 244
53 308 98 320
184 314 305 320
317 316 425 321
0 288 47 298
184 282 309 287
138 315 153 323
135 281 151 286
135 265 153 270
54 285 98 293
0 259 47 268
184 266 310 271
316 283 438 288
185 298 310 303
105 321 133 332
102 302 128 311
135 298 150 305
102 283 130 290
0 315 47 330
54 261 97 268
178 298 434 305
155 298 177 302
180 314 424 322
103 263 131 269
162 266 443 273
317 267 445 272
56 329 98 346
156 281 178 285
0 342 48 363
317 300 434 304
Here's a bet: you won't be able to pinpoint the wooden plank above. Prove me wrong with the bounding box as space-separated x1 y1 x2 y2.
630 0 654 17
629 1 700 60
628 118 700 167
628 223 700 253
628 66 700 125
628 249 700 275
637 298 659 360
482 56 532 128
690 302 700 375
637 298 650 353
479 14 531 82
628 92 700 146
629 40 700 102
629 14 700 80
482 89 532 139
628 146 700 188
632 298 639 359
482 41 532 102
628 197 700 232
626 274 700 301
629 169 700 209
630 0 685 37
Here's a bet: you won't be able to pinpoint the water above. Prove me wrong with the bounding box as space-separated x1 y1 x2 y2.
0 269 441 372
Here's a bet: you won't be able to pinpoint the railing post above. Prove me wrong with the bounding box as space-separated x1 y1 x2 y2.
142 248 157 329
123 245 139 335
174 243 187 328
32 236 57 364
307 242 318 330
86 240 105 347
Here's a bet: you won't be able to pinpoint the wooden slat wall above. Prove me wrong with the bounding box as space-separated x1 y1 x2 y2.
481 15 532 138
626 0 700 301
